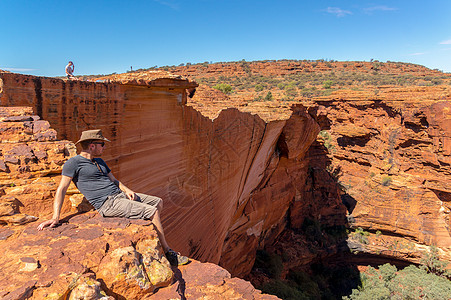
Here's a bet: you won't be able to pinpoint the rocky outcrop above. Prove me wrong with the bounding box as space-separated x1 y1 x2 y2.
0 105 280 299
0 106 76 224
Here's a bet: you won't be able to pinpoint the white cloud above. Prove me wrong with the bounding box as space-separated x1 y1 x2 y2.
440 39 451 45
0 67 36 72
364 6 397 13
325 7 352 17
153 0 179 10
409 52 425 56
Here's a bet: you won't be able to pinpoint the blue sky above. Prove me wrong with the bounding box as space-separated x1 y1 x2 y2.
1 0 450 76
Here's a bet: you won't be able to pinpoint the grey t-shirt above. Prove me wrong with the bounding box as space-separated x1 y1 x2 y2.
62 155 121 210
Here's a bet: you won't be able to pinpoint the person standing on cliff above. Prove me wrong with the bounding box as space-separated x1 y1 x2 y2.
37 129 189 266
65 61 75 80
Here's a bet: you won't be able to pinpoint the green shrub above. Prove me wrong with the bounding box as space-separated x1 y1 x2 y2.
288 270 321 298
318 130 334 150
344 263 451 300
254 250 283 279
254 84 264 92
381 175 392 186
323 80 334 89
301 87 319 98
257 262 361 299
213 83 233 94
420 245 451 278
261 280 309 300
302 218 324 244
284 84 298 99
353 227 369 244
264 91 273 101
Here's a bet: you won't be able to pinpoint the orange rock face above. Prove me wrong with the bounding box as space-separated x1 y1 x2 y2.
162 60 451 270
0 106 77 225
311 97 451 262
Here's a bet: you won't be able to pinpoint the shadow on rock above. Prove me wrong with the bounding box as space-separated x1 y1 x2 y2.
245 138 362 299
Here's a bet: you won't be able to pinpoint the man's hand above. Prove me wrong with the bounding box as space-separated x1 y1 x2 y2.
37 219 59 231
125 188 136 201
107 172 136 200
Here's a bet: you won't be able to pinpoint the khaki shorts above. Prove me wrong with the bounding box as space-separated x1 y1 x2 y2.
98 192 162 220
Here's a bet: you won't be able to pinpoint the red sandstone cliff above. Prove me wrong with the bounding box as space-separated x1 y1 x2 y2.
155 61 451 271
0 70 334 298
0 105 280 299
1 63 450 298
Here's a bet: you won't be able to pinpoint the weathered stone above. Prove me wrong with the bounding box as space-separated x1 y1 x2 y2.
97 246 153 297
0 106 34 117
0 227 14 240
32 120 51 133
18 256 39 272
1 280 36 300
68 273 113 300
69 194 94 213
0 115 33 122
0 213 38 225
149 260 280 300
136 239 173 288
0 202 15 216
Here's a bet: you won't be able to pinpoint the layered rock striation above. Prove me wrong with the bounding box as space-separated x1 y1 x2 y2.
0 103 279 299
312 96 451 262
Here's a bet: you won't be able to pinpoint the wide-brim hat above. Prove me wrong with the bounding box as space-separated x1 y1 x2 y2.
75 129 111 145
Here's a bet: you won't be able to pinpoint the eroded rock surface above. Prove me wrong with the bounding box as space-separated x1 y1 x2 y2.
312 97 451 263
0 104 280 299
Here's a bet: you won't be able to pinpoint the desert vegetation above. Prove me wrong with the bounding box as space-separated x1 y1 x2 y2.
345 252 451 300
168 60 449 99
85 60 450 102
254 242 451 299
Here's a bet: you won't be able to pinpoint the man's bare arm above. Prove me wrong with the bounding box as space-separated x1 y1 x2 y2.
107 172 136 200
37 175 72 230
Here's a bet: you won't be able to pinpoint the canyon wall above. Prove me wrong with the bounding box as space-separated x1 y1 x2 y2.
309 93 451 263
0 72 345 282
0 83 284 299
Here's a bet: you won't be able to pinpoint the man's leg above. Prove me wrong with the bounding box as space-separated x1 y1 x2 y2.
148 202 170 252
99 193 188 265
133 193 169 251
135 193 188 266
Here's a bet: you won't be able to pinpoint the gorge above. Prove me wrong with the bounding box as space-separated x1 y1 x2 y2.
0 61 450 299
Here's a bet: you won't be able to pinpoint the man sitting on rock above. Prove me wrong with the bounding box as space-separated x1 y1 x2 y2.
37 129 189 266
65 61 76 80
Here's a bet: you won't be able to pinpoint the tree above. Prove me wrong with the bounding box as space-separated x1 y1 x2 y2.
264 91 273 101
344 263 451 300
